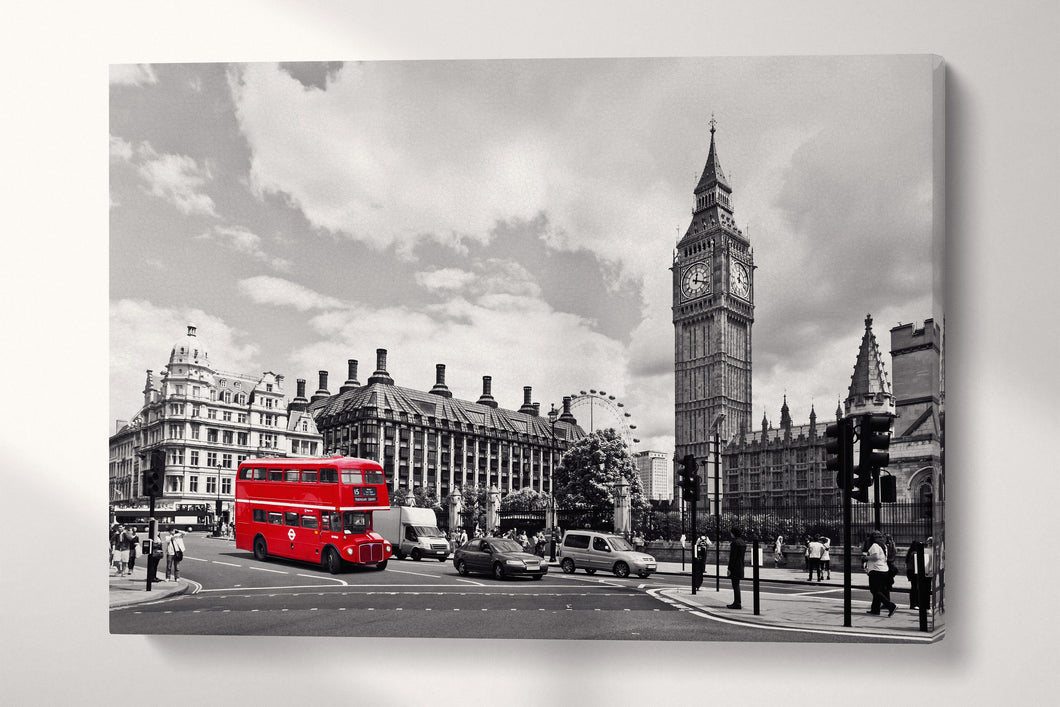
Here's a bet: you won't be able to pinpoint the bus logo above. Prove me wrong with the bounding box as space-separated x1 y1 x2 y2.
288 528 296 541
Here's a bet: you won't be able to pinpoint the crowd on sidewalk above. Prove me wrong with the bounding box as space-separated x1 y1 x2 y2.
109 522 188 583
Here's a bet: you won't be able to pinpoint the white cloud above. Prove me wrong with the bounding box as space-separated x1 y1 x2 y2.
110 64 157 86
198 226 291 272
109 299 260 423
135 144 217 216
237 275 346 312
415 268 477 292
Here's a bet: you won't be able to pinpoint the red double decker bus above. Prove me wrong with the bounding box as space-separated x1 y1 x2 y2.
234 456 393 573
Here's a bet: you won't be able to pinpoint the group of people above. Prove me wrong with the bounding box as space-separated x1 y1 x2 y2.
109 523 187 582
689 526 747 610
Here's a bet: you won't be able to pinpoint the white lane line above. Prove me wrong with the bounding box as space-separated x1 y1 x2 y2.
297 573 347 586
454 578 485 586
383 568 441 579
249 566 287 574
211 560 241 567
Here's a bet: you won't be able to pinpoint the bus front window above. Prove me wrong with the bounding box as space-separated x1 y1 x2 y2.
342 511 368 534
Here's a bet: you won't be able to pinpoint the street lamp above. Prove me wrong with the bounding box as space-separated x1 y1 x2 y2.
548 403 559 562
710 412 726 592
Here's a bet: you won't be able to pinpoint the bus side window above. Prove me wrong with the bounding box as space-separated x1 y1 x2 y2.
268 512 283 525
285 469 299 482
302 470 318 483
319 468 338 483
268 470 283 482
253 468 267 480
301 515 318 529
321 514 331 531
238 468 252 480
330 512 342 531
252 509 266 522
285 512 299 526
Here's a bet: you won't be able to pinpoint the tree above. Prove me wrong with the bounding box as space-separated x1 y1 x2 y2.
441 483 490 532
554 429 650 529
499 486 548 512
392 485 441 510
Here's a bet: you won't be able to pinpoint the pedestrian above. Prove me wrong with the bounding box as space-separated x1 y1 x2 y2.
806 536 825 581
459 528 468 546
773 535 785 568
126 526 140 575
167 527 187 581
147 531 164 582
518 530 529 551
726 526 747 609
112 524 128 575
633 532 645 553
863 530 897 617
884 533 899 585
819 535 831 580
905 539 924 609
692 535 712 591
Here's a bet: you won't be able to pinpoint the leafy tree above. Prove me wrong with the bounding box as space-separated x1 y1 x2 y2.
554 428 650 529
499 486 549 512
440 483 490 532
391 485 441 510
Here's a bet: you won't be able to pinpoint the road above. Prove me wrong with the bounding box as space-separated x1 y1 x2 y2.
110 534 896 642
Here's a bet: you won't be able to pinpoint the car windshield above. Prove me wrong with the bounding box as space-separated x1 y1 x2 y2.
609 537 634 551
411 525 444 537
487 539 522 553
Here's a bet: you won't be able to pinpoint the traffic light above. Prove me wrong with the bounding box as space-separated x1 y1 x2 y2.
856 414 892 503
143 449 165 497
825 418 853 492
678 454 699 502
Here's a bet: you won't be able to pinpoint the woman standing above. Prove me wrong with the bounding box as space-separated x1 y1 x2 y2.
773 535 784 567
863 530 897 616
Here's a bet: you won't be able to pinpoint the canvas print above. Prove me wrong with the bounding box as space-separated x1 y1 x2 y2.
109 56 945 643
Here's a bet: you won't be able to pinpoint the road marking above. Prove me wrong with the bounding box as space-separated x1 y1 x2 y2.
211 560 241 567
384 568 440 579
297 573 347 586
249 566 287 574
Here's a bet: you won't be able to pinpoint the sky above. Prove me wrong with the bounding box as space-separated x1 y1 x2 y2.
109 56 940 453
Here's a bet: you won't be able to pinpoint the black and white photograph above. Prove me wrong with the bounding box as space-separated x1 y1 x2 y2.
4 1 1058 704
107 55 944 644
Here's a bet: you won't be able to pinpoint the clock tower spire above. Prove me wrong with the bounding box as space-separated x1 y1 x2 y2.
672 119 755 490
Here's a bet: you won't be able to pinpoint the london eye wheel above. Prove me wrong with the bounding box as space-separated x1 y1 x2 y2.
567 390 639 451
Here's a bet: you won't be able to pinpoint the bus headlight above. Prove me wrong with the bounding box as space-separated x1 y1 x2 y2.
346 547 354 556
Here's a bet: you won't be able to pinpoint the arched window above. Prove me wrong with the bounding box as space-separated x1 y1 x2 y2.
918 482 934 519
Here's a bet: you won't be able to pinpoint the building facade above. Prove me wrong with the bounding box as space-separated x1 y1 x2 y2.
672 120 755 507
108 325 323 527
633 450 673 502
308 350 585 501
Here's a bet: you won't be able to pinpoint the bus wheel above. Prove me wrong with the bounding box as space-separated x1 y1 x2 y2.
323 547 342 575
374 560 388 571
253 536 268 562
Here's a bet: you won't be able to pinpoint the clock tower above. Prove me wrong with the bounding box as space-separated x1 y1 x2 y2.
672 119 754 479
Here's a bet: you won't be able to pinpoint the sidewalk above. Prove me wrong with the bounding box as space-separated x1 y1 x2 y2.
108 563 193 609
648 560 942 641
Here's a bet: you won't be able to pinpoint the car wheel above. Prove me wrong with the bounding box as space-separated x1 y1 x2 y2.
561 558 575 574
638 570 650 578
456 559 469 576
492 562 506 580
532 574 543 580
613 561 630 578
411 549 422 561
323 547 342 575
375 559 388 570
253 536 267 562
439 556 448 562
585 568 597 575
394 550 406 560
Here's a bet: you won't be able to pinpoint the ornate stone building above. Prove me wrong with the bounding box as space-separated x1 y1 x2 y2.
108 325 322 527
307 350 585 500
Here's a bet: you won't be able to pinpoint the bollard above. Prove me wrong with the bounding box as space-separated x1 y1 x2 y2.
752 539 761 615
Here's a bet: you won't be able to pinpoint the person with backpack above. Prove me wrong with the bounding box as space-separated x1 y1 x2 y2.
165 527 186 581
863 530 897 617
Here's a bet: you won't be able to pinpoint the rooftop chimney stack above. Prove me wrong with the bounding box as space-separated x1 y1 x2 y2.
477 375 498 408
311 371 331 403
559 395 577 424
430 363 453 398
519 386 536 414
367 348 395 385
340 359 361 394
289 378 309 412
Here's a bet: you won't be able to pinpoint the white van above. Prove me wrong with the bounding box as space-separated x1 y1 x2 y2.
559 530 656 578
373 506 449 561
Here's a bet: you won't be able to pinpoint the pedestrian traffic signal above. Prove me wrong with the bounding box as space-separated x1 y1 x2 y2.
143 449 165 497
678 454 699 502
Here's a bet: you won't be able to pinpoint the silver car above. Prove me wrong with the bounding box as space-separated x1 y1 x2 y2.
559 531 656 578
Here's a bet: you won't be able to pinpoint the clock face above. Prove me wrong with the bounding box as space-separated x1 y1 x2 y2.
730 261 751 299
681 261 711 299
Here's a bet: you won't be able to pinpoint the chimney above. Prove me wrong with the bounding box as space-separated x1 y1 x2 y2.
340 359 361 394
559 395 577 424
430 363 453 398
532 402 541 417
367 348 394 385
311 370 331 403
477 375 498 408
519 386 536 414
289 378 309 412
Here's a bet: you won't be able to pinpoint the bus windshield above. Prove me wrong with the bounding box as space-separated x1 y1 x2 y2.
342 511 369 534
410 525 443 538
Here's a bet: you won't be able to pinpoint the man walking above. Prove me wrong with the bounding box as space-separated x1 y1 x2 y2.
726 526 747 610
692 535 712 591
807 536 825 582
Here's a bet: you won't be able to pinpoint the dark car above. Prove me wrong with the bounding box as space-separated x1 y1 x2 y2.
453 537 548 580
